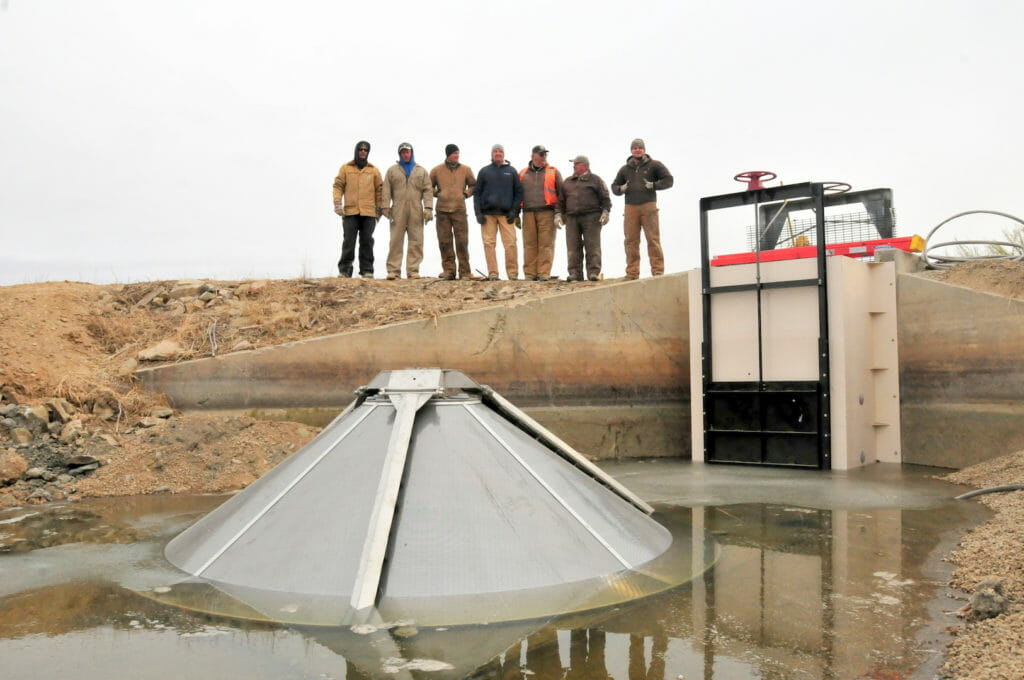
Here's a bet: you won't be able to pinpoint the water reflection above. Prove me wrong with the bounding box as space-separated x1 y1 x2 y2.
0 476 984 680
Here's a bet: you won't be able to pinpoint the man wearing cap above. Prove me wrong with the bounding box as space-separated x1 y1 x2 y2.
518 145 564 281
560 155 611 282
610 138 674 279
332 140 383 278
382 142 433 280
429 144 477 280
474 144 523 280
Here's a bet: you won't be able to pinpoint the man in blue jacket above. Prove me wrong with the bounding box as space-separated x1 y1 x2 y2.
474 144 523 280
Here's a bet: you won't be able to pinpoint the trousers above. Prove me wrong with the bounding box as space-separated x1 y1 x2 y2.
566 212 603 280
481 215 518 279
623 202 663 277
436 211 472 277
522 208 556 278
339 215 376 276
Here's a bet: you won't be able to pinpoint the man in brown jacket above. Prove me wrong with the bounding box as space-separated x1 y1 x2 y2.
610 138 674 279
560 155 611 282
518 145 564 281
429 144 476 280
382 142 433 279
332 140 383 278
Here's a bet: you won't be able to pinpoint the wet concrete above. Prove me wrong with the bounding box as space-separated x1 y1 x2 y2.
0 461 987 680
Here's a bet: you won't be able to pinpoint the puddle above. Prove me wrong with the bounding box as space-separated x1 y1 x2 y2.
0 462 986 679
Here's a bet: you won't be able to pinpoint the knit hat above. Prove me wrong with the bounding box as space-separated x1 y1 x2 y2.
445 143 459 156
630 138 645 150
491 144 504 153
355 140 370 153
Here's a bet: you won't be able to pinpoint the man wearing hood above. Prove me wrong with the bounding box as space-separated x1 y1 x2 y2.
332 140 383 278
382 142 433 279
429 143 477 280
473 144 523 280
610 138 674 279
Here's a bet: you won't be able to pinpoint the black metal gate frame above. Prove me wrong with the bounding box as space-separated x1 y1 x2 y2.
698 182 832 469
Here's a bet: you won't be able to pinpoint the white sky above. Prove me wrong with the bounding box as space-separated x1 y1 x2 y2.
1 1 1022 285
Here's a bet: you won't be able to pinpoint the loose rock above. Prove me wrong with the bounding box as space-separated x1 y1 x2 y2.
137 339 185 362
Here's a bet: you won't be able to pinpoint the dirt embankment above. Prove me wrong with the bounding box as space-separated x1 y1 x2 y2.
0 275 591 507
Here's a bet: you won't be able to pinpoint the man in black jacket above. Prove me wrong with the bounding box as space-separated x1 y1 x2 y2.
474 144 523 280
611 138 673 279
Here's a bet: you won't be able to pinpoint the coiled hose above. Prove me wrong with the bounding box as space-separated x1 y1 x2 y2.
923 210 1024 270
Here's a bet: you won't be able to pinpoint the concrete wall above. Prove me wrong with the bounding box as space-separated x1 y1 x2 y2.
136 267 1024 468
137 274 692 460
897 274 1024 468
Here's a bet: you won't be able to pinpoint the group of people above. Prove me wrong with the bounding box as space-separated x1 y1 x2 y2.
331 139 673 281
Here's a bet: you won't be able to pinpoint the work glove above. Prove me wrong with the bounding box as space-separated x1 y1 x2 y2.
375 206 382 219
476 214 486 225
554 213 565 229
334 203 345 216
423 208 433 223
644 180 655 190
507 212 518 224
382 207 392 219
433 185 441 197
513 215 522 229
599 210 609 226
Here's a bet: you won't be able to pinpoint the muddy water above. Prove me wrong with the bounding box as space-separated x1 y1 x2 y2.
0 462 985 680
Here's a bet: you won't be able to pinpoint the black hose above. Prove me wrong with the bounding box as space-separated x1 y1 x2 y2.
954 484 1024 500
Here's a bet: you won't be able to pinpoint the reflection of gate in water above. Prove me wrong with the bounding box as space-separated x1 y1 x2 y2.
483 504 918 680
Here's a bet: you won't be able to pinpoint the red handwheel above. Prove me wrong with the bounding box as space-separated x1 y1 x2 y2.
734 170 778 191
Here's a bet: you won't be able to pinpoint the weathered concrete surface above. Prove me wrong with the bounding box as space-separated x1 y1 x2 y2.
136 268 1024 468
137 274 691 459
897 274 1024 468
239 404 689 462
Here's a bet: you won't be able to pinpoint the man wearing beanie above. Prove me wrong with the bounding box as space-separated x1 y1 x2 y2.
332 140 383 278
473 144 523 280
382 142 433 279
610 138 674 279
518 145 564 281
429 144 477 280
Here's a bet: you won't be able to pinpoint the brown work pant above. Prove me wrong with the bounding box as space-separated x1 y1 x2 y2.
436 211 471 278
387 220 424 277
481 214 518 279
624 202 664 277
522 209 556 278
565 212 603 280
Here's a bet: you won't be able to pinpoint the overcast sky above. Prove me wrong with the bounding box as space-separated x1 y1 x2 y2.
1 1 1022 285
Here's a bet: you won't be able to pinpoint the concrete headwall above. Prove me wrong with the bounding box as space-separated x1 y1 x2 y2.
137 268 1024 469
897 274 1024 468
137 274 692 460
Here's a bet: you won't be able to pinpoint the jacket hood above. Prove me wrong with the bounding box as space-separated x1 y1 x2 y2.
353 140 371 168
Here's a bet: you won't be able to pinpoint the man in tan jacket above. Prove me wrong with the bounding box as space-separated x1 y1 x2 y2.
382 142 433 279
332 140 383 278
429 144 476 280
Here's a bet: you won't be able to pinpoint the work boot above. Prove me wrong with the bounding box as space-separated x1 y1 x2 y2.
338 272 352 278
588 276 599 281
360 273 373 279
386 274 399 281
536 275 549 282
439 273 456 281
487 275 499 281
407 273 421 279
